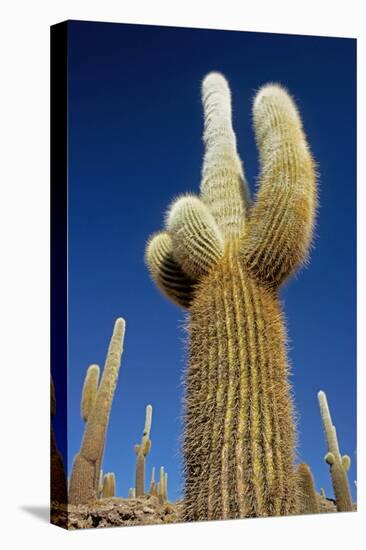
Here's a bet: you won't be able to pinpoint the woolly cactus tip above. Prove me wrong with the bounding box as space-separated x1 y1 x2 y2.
253 82 302 138
202 71 229 94
317 390 326 400
165 194 199 230
253 82 290 109
325 452 335 465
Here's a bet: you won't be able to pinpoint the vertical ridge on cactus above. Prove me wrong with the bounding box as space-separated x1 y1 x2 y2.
317 390 353 512
145 73 317 520
68 318 126 504
135 404 153 497
296 463 320 515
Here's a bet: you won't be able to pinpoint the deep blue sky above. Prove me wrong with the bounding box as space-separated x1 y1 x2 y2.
61 20 356 503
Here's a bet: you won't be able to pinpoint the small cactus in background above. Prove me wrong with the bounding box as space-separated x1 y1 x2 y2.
296 463 320 515
50 378 68 504
145 73 316 520
81 364 100 422
102 472 116 498
318 390 353 512
320 488 326 498
68 318 126 504
128 487 136 499
134 404 153 497
149 466 157 496
157 466 168 504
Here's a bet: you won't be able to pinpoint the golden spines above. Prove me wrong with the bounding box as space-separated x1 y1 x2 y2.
68 318 125 504
166 195 224 279
296 463 320 515
145 231 196 308
183 247 297 521
317 390 353 512
242 84 316 286
201 72 250 238
81 364 100 422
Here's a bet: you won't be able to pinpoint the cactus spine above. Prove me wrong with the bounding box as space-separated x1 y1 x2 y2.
135 404 153 497
146 73 316 521
318 390 353 512
102 472 116 498
296 463 320 515
69 318 126 504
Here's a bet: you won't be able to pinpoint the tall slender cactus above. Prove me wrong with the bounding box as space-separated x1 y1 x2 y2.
317 390 353 512
135 404 153 497
69 318 126 504
146 73 316 521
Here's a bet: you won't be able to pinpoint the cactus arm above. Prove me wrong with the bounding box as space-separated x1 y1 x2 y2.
241 84 316 286
81 364 100 422
68 318 125 504
145 231 196 308
166 195 224 279
342 455 351 472
200 72 250 239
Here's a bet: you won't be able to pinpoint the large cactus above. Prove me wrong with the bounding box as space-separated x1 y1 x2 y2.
69 318 126 504
317 390 353 512
145 73 316 521
135 404 153 497
81 364 100 422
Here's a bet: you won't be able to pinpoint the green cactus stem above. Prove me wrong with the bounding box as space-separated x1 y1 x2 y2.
318 390 353 512
146 73 317 521
68 318 126 504
135 404 153 497
296 463 320 515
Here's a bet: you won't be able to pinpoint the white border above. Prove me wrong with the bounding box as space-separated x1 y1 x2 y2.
0 1 363 548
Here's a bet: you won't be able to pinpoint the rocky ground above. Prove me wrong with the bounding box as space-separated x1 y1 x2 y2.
51 495 182 530
51 493 355 530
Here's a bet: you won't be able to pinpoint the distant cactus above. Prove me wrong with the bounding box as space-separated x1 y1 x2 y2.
68 318 126 504
320 488 326 498
296 463 320 515
102 472 116 498
158 466 167 504
149 466 157 496
50 378 68 504
135 404 153 497
81 364 100 422
318 391 353 512
128 487 136 499
145 73 316 520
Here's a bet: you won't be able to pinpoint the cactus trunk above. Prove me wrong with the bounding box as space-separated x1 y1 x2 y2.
183 240 297 521
318 391 353 512
69 318 125 504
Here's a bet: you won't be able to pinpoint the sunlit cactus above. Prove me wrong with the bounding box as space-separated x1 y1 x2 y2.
146 72 317 521
135 404 153 497
68 318 126 504
102 472 116 498
149 466 157 496
81 364 100 422
296 463 320 515
128 487 136 499
318 390 353 512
